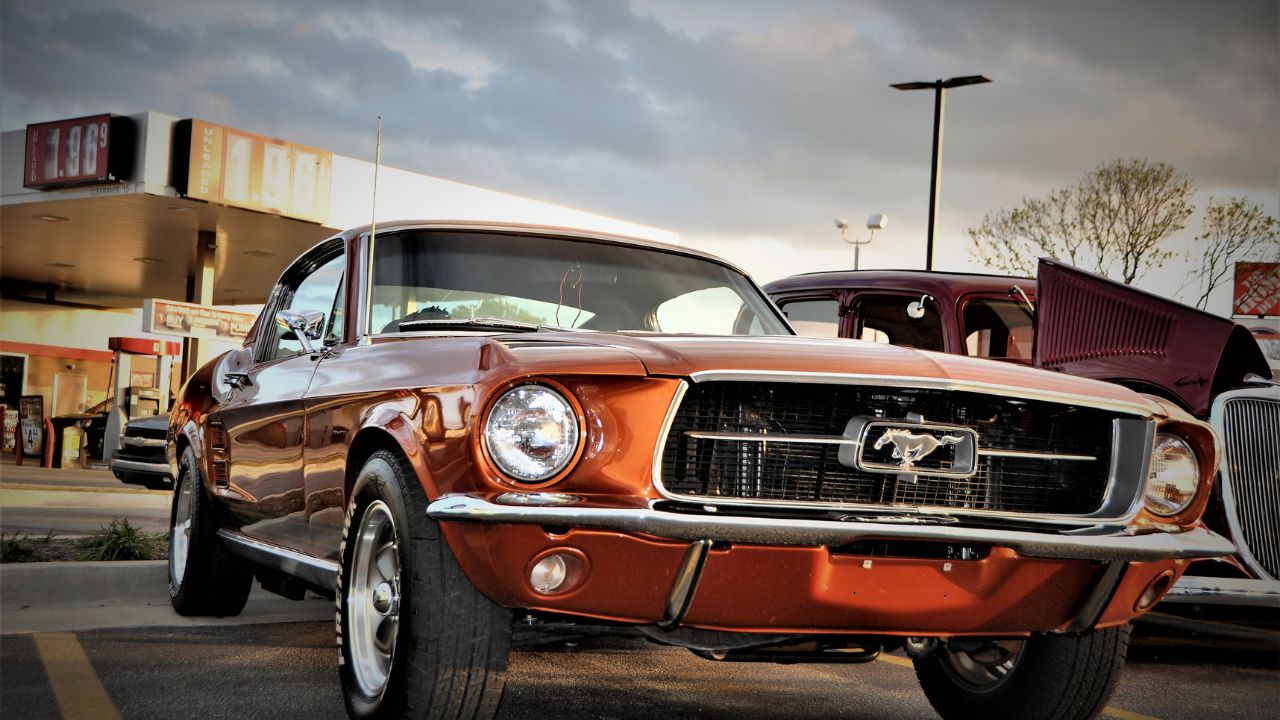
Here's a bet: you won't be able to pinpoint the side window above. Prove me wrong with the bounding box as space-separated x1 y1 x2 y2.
779 298 841 338
266 253 345 361
855 295 945 351
963 299 1033 360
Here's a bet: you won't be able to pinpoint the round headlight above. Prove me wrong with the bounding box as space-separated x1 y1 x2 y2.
484 385 581 483
1144 433 1200 517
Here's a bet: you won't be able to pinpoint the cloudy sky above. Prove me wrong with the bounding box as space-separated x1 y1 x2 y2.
2 0 1276 314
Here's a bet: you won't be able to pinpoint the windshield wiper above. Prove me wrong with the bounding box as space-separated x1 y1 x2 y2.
397 317 546 333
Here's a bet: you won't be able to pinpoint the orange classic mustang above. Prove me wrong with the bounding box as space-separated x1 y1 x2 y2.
167 222 1232 720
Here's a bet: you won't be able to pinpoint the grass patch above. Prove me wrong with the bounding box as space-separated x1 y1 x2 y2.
0 531 59 563
0 522 169 563
76 519 167 561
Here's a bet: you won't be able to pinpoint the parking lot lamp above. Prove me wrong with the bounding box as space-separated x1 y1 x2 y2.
890 74 992 270
835 214 888 271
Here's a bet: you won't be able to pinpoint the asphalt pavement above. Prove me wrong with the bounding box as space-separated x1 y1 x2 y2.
2 456 1277 720
2 620 1277 720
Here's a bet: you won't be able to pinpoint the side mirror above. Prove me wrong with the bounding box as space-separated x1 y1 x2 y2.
276 309 325 354
906 295 934 320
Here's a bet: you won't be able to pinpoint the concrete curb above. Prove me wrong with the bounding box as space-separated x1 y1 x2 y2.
2 560 167 608
0 560 332 635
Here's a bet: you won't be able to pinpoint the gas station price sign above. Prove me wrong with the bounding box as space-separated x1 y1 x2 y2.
23 114 136 189
179 119 333 224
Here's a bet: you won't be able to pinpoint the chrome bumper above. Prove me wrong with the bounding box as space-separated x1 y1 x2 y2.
111 458 173 478
426 494 1236 563
1163 576 1280 608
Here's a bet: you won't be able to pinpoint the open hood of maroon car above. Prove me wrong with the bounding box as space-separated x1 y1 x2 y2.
1032 258 1270 418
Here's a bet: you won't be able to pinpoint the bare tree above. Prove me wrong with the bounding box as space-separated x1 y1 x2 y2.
969 159 1195 284
1186 197 1280 310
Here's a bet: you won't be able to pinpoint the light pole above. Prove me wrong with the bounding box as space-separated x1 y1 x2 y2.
891 74 991 271
836 214 887 271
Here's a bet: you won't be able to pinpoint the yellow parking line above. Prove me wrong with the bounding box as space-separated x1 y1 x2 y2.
31 632 121 720
875 653 1162 720
1102 709 1162 720
877 653 913 668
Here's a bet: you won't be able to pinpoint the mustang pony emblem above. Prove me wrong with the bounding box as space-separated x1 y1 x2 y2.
872 428 964 469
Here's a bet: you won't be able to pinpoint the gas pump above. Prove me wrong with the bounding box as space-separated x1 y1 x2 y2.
102 337 182 463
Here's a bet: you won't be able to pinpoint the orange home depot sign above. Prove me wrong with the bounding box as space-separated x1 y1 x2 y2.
1233 262 1280 317
142 299 257 341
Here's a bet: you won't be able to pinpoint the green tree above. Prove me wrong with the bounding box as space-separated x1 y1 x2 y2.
969 159 1195 284
1185 197 1280 310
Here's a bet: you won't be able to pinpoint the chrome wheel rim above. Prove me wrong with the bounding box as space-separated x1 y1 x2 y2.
170 474 194 586
347 500 401 699
943 640 1024 690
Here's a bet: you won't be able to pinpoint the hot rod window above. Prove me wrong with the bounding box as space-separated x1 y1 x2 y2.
778 298 840 338
855 295 944 351
368 231 789 336
963 298 1033 360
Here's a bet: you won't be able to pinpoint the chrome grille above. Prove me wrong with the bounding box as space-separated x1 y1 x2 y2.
659 381 1118 515
1219 395 1280 579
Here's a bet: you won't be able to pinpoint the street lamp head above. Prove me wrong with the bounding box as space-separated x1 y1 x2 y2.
891 75 992 91
866 214 888 230
943 74 992 88
834 217 850 231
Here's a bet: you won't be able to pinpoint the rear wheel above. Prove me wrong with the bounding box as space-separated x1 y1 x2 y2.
168 446 252 616
337 449 511 719
913 626 1130 720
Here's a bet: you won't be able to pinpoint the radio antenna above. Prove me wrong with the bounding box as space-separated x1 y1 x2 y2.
370 114 382 241
362 115 382 343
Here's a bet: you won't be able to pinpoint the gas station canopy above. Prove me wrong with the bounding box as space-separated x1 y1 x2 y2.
1 111 675 310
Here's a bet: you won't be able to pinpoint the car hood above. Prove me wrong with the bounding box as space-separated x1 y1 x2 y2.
500 332 1161 416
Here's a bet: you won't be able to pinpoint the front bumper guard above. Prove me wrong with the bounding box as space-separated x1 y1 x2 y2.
426 494 1235 563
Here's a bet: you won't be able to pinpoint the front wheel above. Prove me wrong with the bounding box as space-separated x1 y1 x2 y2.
337 449 511 719
913 625 1131 720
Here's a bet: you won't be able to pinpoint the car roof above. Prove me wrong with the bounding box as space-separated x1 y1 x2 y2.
762 269 1036 298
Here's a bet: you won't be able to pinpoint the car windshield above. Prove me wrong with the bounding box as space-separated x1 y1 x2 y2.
368 230 791 336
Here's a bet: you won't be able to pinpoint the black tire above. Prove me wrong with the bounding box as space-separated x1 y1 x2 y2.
337 449 511 720
914 625 1131 720
168 446 252 616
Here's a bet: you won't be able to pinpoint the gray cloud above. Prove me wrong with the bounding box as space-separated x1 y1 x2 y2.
2 0 1276 302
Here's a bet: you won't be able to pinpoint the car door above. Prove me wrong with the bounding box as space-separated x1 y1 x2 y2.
208 242 344 554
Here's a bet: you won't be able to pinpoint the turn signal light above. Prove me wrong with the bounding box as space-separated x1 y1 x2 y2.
526 549 587 596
